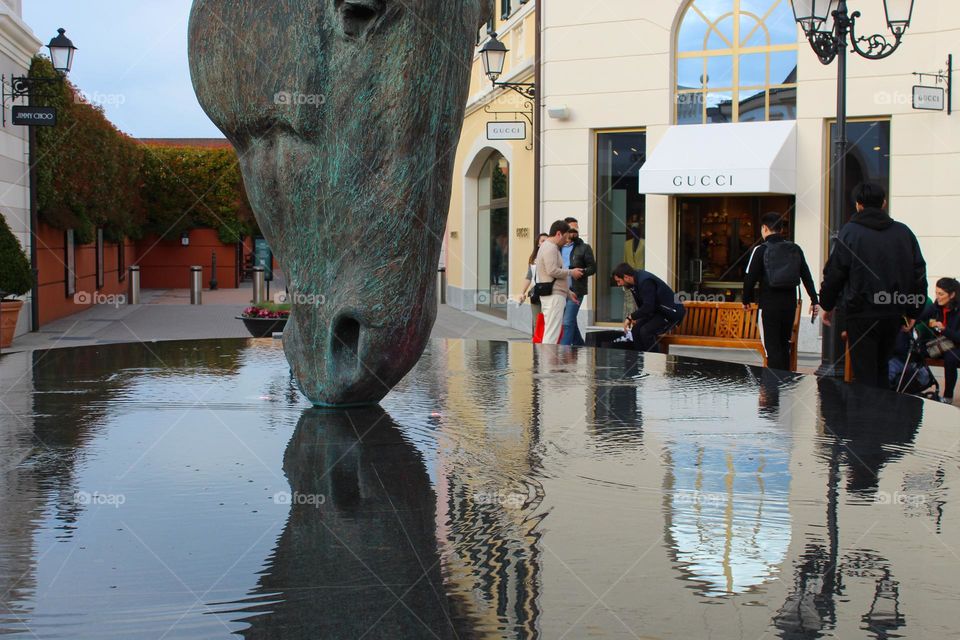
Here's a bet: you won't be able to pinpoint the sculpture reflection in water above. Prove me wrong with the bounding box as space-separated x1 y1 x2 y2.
235 408 474 639
773 379 922 639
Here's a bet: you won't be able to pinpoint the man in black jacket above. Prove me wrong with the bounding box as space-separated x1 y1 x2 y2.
560 218 597 346
743 212 819 371
819 183 927 388
612 263 685 352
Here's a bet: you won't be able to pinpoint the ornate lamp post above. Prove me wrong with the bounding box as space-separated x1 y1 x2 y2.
789 0 915 376
479 32 535 99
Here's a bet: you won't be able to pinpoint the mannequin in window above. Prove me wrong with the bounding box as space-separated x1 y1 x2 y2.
623 214 644 319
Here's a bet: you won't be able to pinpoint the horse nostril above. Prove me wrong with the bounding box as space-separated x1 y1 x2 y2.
331 315 362 371
338 0 384 38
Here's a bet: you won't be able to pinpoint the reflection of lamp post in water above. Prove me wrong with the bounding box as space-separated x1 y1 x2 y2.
862 568 905 635
773 440 841 634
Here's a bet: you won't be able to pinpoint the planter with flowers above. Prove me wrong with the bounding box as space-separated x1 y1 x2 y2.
237 302 289 337
0 214 34 349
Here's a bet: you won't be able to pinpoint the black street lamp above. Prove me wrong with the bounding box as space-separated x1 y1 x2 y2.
4 28 77 106
789 0 915 377
48 28 78 74
479 32 535 99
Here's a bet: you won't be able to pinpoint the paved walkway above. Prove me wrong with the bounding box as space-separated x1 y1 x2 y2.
4 290 954 406
4 286 528 353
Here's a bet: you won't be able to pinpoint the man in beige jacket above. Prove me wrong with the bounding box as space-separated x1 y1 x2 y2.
535 220 583 344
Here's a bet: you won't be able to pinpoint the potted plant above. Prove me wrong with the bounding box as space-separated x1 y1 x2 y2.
0 215 33 348
237 302 289 338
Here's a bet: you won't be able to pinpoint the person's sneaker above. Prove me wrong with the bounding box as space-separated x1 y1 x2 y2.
941 396 954 404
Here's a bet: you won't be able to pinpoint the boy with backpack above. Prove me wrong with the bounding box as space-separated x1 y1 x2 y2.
743 212 819 371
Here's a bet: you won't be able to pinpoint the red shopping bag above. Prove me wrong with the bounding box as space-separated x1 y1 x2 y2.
533 313 546 343
532 313 562 344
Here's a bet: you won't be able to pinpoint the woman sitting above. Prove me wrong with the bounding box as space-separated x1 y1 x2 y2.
919 277 960 404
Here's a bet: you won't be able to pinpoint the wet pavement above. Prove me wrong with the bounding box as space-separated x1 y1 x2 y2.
0 339 957 638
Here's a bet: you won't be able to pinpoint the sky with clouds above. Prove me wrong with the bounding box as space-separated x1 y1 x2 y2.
24 0 223 138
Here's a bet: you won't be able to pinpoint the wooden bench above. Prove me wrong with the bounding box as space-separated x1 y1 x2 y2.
842 332 945 383
660 301 801 371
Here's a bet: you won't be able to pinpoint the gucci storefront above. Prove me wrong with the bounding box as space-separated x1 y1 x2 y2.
638 120 799 305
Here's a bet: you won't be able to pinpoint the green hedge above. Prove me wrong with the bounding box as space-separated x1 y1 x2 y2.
31 56 256 246
0 214 33 297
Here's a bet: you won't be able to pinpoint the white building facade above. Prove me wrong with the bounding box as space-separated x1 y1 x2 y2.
0 0 40 338
539 0 959 353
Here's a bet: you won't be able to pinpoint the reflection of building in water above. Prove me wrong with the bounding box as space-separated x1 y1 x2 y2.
0 351 38 630
661 378 792 596
665 445 791 596
431 340 543 637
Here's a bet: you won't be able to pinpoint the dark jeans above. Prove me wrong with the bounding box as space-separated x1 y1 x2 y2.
759 305 796 371
631 315 673 353
560 297 584 346
847 316 902 389
943 347 960 398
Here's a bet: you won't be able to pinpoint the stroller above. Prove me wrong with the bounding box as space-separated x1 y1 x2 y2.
888 328 941 400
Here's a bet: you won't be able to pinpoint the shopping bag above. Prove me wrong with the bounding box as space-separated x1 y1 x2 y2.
532 313 562 344
533 313 545 343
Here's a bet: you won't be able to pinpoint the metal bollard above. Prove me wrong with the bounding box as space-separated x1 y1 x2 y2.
127 265 140 305
252 266 265 305
437 267 447 305
190 266 203 305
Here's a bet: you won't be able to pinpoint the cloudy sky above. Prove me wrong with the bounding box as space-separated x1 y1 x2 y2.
25 0 223 138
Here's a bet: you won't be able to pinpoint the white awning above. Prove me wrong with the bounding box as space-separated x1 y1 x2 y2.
637 121 797 195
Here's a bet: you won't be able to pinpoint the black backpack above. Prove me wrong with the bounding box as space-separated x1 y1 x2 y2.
763 241 802 289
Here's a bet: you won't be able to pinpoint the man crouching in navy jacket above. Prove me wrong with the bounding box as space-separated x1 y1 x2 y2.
612 263 686 353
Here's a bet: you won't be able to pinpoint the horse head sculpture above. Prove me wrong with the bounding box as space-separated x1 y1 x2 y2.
189 0 491 405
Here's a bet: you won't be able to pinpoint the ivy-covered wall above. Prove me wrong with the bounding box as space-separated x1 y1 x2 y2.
30 56 256 245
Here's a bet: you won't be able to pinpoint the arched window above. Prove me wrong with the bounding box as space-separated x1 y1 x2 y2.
676 0 798 125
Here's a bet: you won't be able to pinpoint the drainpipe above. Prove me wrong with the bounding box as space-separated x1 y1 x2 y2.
533 0 542 237
28 117 39 331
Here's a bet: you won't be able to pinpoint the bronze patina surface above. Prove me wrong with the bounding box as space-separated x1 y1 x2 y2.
189 0 490 405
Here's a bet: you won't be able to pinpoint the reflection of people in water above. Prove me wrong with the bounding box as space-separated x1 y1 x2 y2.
591 349 642 447
816 378 921 494
773 379 920 638
758 369 784 417
237 408 472 640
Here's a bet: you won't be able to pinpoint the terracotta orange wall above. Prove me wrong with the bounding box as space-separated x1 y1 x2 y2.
36 222 136 326
135 229 238 289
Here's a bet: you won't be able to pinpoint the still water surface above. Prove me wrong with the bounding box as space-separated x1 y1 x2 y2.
0 339 957 638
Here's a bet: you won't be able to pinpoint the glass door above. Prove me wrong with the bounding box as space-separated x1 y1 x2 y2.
596 131 646 323
677 196 795 302
477 153 510 318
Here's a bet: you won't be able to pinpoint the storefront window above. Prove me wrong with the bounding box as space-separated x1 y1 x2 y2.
677 195 795 301
676 0 798 124
477 152 510 318
828 120 891 225
596 131 646 323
